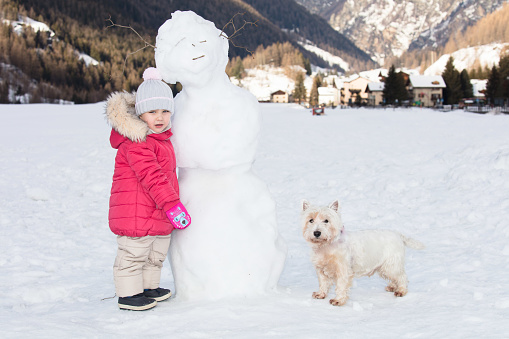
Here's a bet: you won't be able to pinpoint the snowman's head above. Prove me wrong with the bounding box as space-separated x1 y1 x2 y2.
155 11 229 87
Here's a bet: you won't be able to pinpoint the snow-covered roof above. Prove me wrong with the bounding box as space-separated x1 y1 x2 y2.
409 75 446 88
366 82 384 92
318 87 339 95
344 74 360 83
359 69 386 82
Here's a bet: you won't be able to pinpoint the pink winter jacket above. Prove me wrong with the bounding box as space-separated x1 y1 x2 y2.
105 91 179 237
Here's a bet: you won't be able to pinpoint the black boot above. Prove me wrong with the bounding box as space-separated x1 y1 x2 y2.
118 293 157 311
143 287 172 302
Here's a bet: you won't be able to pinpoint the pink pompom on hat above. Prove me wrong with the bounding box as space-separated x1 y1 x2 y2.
142 67 163 81
135 67 174 116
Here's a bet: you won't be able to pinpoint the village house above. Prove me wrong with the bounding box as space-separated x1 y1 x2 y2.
408 75 446 107
340 75 371 105
365 82 385 106
318 86 341 106
270 90 289 103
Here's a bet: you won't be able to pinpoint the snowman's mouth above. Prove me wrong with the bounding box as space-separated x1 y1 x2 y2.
193 55 205 60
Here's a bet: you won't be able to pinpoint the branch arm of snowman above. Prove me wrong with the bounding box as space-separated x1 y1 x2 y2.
106 16 155 48
218 12 258 56
105 16 155 75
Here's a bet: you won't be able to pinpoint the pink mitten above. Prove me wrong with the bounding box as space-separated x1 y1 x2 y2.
166 202 191 229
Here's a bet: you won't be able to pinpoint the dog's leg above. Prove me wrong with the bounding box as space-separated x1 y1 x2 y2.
385 281 397 293
312 268 332 299
390 273 408 297
380 258 408 297
329 262 351 306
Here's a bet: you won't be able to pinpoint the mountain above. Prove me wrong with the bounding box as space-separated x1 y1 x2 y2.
242 0 374 70
296 0 506 65
409 0 506 52
423 2 509 76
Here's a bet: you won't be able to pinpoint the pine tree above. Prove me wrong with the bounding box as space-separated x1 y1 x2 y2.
229 57 244 80
0 80 9 103
469 68 477 80
309 74 322 107
292 72 306 104
486 66 500 105
442 57 462 105
460 69 473 99
302 57 312 76
395 72 408 103
383 65 397 105
498 55 509 101
382 65 407 105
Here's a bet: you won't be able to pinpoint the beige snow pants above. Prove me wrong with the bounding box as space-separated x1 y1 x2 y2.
113 235 171 297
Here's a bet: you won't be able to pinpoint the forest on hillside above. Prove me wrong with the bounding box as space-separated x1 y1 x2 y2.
0 0 294 103
443 2 509 55
1 0 370 103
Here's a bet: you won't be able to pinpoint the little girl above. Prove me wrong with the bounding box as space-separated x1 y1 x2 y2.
105 67 191 311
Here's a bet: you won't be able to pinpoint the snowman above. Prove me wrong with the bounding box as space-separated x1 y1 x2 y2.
155 11 287 300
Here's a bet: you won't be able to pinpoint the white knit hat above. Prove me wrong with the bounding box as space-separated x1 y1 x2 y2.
135 67 174 116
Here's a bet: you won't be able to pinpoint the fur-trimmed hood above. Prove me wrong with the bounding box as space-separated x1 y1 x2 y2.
105 91 149 143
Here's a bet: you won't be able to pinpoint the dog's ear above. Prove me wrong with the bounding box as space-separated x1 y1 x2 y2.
329 200 340 212
302 199 310 211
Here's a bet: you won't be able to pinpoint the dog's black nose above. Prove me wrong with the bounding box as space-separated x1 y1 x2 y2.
314 231 321 238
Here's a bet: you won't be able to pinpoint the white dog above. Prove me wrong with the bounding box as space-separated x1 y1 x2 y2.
302 200 424 306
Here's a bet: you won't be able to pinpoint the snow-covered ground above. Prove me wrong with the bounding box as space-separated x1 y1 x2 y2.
1 103 509 338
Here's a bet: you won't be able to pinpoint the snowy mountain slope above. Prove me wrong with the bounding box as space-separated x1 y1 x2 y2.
296 0 505 64
2 16 55 37
424 43 509 75
3 15 99 68
298 41 350 71
409 0 506 51
1 103 509 337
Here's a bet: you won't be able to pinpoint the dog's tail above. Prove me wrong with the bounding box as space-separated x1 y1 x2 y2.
400 234 425 250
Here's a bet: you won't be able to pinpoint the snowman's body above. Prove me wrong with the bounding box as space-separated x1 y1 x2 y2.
155 11 286 300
